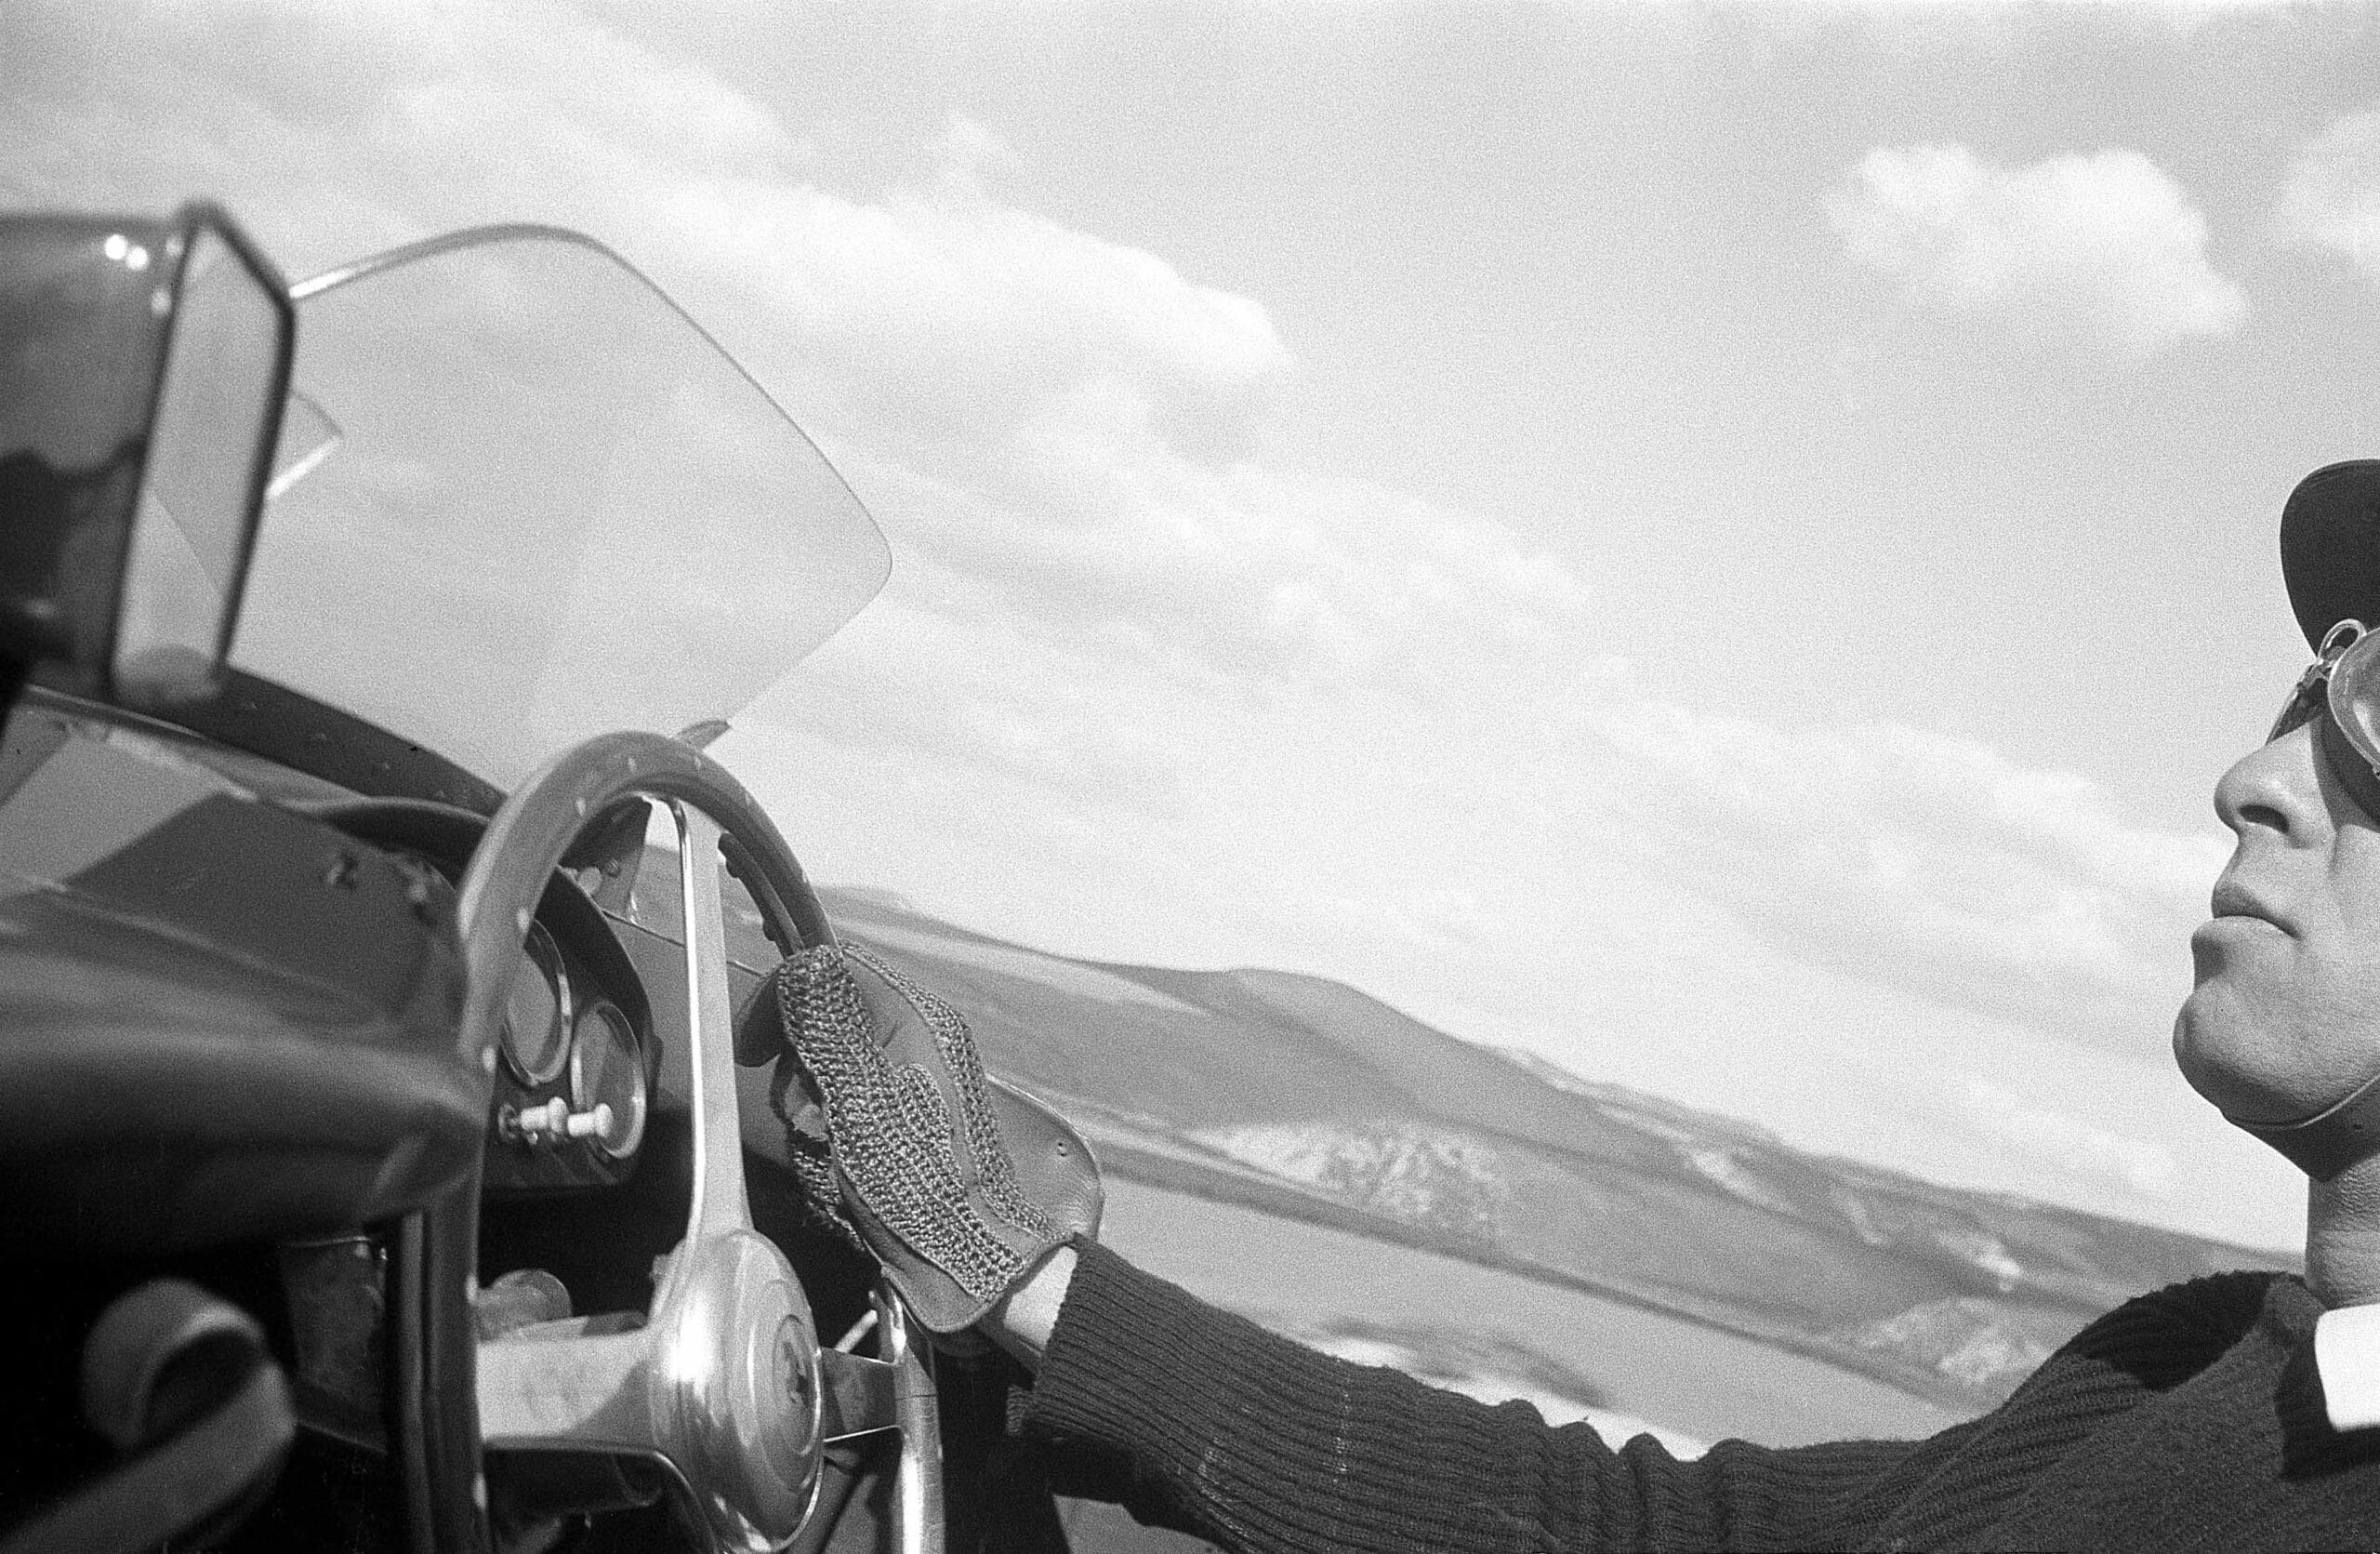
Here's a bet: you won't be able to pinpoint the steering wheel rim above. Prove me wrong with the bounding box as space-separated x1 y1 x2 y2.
409 730 942 1554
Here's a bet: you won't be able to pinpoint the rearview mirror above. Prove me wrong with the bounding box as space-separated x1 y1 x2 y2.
0 204 292 714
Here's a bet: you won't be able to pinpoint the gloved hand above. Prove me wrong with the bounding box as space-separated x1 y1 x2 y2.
748 940 1102 1334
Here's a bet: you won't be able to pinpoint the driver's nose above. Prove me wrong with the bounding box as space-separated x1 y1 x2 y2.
2214 720 2330 847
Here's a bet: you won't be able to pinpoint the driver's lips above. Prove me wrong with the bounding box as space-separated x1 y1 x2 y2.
2175 870 2316 1122
2201 878 2293 939
2188 876 2295 989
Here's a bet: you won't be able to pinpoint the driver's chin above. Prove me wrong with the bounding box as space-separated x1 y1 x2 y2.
2175 988 2275 1119
2174 985 2332 1126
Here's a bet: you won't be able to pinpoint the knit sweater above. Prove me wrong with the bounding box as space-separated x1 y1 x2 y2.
1021 1242 2380 1552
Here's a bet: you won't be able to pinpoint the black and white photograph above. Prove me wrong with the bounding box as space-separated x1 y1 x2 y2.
7 2 2380 1549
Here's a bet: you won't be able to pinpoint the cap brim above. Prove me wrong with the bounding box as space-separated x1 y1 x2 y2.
2282 460 2380 651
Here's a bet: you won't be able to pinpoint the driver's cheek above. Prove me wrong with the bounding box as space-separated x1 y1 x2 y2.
2330 823 2380 915
2254 941 2380 1119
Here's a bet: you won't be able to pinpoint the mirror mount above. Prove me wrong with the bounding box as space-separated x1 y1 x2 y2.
0 203 293 720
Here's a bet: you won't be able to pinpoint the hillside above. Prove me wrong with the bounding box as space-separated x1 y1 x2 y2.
712 873 2287 1415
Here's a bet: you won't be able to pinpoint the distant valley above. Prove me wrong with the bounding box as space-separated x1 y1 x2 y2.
698 869 2288 1420
740 884 2290 1417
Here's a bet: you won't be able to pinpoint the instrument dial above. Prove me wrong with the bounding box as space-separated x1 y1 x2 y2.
499 921 572 1085
568 1000 647 1159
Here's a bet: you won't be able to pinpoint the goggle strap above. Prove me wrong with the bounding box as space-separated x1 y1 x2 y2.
2268 636 2352 744
2269 683 2323 744
2233 1061 2380 1180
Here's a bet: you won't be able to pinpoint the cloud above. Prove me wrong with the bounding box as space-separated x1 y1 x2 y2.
10 5 2214 1024
783 562 2219 1063
0 0 1591 724
0 2 1500 683
1827 143 2245 359
1951 1079 2179 1202
905 442 1592 690
2276 107 2380 286
681 168 1291 466
1574 671 2223 1045
760 579 1204 813
9 0 2178 1035
0 3 1287 458
65 0 1525 695
2 3 2261 1238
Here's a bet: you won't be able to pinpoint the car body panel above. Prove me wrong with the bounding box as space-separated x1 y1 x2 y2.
0 694 479 1255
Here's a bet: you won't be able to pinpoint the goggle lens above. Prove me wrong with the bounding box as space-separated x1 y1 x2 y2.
2326 622 2380 767
2274 620 2380 798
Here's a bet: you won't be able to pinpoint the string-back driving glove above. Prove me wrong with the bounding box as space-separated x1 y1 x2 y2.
750 941 1101 1334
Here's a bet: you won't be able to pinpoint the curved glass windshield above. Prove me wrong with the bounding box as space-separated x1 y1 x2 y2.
230 227 889 791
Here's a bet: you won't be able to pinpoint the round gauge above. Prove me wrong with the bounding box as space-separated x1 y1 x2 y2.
498 922 572 1086
569 1001 647 1159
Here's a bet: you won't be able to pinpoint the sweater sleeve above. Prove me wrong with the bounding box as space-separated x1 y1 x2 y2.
1020 1242 1962 1554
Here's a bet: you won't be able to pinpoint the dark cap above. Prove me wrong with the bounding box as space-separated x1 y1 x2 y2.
2282 460 2380 651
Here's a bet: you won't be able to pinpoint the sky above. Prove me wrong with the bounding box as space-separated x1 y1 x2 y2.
11 0 2380 1251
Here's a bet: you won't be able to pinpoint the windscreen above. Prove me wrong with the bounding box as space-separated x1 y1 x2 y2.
230 228 889 791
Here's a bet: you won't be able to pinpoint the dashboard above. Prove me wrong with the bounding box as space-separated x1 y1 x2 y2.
310 796 660 1194
480 906 653 1192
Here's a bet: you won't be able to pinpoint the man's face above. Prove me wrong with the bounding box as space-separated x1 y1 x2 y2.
2175 718 2380 1124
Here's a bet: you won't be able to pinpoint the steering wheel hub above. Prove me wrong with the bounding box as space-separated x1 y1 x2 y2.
655 1230 824 1543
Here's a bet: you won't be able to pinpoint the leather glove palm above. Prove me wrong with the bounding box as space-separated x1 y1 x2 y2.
752 941 1099 1334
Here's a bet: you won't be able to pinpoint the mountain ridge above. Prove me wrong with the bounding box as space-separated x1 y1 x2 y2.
713 874 2292 1413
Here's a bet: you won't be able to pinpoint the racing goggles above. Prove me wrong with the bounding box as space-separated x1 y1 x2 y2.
2269 618 2380 817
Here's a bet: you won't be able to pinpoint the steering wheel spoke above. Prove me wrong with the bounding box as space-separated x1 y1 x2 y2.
674 804 752 1244
478 1329 657 1457
816 1348 898 1443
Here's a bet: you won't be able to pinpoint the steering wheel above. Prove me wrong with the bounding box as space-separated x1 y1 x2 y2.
401 730 942 1554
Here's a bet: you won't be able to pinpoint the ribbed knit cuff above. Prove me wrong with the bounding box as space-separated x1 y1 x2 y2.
1021 1240 1611 1554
